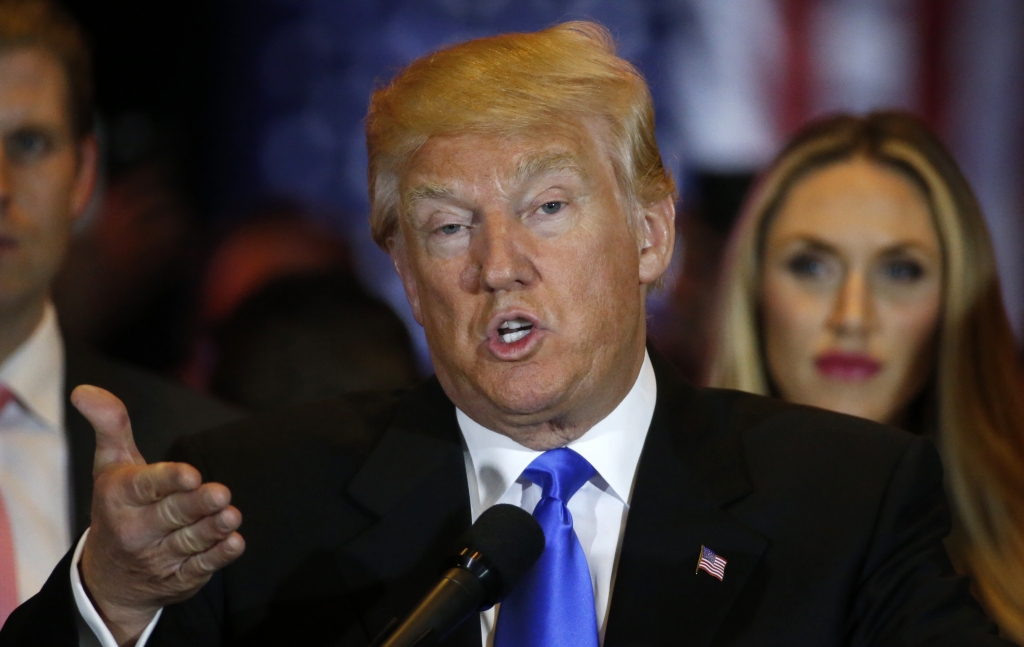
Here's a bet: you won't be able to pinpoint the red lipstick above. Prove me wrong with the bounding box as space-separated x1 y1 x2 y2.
815 352 882 381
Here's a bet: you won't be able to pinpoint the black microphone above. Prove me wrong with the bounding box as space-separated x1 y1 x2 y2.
374 503 545 647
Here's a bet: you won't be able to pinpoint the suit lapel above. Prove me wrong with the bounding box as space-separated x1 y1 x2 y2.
604 353 768 647
336 378 480 647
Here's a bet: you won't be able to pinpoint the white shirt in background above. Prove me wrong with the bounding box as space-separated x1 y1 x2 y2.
0 303 71 604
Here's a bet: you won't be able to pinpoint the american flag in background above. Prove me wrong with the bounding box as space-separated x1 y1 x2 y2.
696 545 728 581
667 0 1024 341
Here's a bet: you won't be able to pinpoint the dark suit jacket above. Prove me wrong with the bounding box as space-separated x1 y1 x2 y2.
63 342 243 536
2 352 1008 646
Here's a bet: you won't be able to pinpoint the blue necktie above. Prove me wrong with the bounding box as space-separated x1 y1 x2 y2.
494 448 600 647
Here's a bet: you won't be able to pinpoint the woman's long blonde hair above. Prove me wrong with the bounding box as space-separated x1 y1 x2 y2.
708 112 1024 641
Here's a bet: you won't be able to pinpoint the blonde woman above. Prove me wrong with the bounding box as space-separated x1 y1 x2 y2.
707 111 1024 642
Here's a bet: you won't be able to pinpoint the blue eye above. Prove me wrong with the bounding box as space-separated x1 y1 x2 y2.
438 223 463 235
787 253 828 278
539 201 564 215
883 259 924 281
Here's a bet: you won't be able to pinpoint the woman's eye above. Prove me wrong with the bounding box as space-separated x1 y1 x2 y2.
438 223 464 235
786 253 829 279
539 201 564 215
882 259 924 281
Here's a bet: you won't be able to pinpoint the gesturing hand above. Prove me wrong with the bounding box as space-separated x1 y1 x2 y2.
73 385 245 645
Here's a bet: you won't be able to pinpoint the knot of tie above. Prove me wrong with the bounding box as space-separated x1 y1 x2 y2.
494 447 599 647
522 447 595 503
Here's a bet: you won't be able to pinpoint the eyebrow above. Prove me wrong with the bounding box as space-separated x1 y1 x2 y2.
511 151 588 186
790 237 839 255
788 236 937 257
405 183 456 209
402 150 589 216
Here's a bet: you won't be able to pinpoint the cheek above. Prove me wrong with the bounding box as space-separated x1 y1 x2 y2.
881 294 943 373
397 246 459 330
13 161 78 230
561 231 639 323
761 276 825 363
418 265 462 325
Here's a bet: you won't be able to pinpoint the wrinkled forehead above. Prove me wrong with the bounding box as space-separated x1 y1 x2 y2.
398 120 617 208
405 149 588 207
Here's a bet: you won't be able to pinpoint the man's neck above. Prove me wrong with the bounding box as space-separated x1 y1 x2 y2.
0 298 47 368
485 344 648 451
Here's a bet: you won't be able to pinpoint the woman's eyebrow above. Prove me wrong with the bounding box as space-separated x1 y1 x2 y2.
877 241 939 257
782 236 939 260
783 236 840 255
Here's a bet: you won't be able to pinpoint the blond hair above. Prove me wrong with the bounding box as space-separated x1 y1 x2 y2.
708 112 1024 641
364 21 675 249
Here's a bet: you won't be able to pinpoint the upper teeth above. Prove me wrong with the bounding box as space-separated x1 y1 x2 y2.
498 318 532 343
499 318 531 331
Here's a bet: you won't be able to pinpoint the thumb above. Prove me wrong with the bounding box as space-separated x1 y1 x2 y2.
71 384 146 474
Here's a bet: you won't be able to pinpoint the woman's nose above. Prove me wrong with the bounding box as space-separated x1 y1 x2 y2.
828 271 876 335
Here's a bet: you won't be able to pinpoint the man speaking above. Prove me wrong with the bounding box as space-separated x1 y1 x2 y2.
1 21 1009 647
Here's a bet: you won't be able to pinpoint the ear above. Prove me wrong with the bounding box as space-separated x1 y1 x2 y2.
389 233 424 326
70 135 98 221
637 195 676 286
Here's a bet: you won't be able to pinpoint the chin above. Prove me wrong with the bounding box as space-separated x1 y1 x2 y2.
489 376 567 417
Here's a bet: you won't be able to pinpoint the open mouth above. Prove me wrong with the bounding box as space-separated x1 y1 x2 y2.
497 317 534 344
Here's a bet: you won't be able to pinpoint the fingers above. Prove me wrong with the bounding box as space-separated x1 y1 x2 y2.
103 466 231 545
163 505 242 556
149 481 230 532
120 462 203 507
179 532 246 581
72 384 146 473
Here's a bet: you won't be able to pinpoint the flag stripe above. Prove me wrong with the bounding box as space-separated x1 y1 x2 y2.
697 547 728 581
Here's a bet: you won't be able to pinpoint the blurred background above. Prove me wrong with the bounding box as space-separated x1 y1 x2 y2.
54 0 1023 395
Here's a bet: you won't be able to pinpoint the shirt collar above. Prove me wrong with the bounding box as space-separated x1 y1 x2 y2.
458 349 656 509
0 303 65 432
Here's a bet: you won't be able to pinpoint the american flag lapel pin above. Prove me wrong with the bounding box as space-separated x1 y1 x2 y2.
695 545 728 581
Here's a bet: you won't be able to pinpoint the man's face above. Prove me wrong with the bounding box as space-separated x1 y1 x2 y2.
391 123 673 448
0 48 96 315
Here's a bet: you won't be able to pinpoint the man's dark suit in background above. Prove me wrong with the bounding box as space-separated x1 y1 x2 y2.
5 353 1002 646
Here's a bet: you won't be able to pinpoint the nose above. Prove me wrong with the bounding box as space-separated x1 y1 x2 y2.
828 270 876 336
468 213 538 293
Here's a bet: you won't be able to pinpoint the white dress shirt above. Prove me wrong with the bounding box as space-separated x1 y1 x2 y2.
0 303 72 604
74 351 657 647
460 350 656 646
